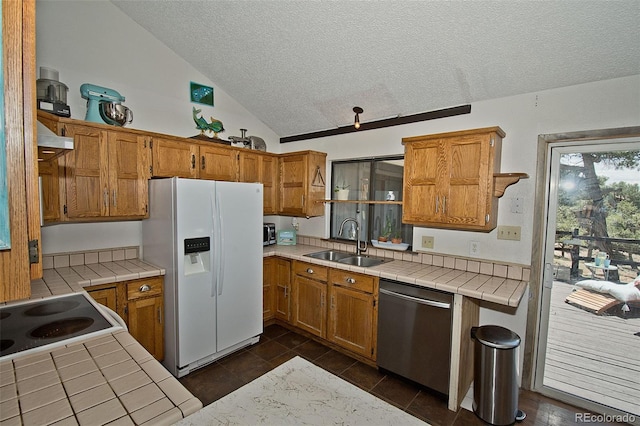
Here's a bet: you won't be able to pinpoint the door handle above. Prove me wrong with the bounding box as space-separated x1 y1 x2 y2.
139 284 151 292
201 156 205 170
191 154 196 169
346 277 356 284
306 268 314 274
112 189 117 207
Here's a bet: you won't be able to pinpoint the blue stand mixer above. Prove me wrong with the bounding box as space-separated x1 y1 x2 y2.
80 83 132 126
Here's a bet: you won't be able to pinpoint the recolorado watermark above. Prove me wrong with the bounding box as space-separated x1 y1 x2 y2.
575 413 636 423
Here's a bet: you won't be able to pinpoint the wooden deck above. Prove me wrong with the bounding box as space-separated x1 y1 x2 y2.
543 281 640 416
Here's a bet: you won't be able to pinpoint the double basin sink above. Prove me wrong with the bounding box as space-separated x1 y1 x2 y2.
304 249 390 267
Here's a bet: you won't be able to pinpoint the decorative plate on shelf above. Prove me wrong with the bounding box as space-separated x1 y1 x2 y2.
371 240 410 251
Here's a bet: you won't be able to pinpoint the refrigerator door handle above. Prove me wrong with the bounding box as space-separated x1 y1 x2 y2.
214 187 225 296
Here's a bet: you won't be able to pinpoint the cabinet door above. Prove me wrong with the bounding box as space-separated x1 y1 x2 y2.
275 258 291 322
38 157 63 222
107 132 148 217
151 137 198 178
402 139 441 224
444 134 493 228
127 296 164 361
279 154 306 216
62 124 108 219
199 145 238 181
260 154 278 214
87 286 117 312
239 151 260 183
263 257 275 321
293 275 326 338
327 285 375 359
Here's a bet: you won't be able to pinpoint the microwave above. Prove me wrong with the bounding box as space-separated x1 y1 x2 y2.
263 223 276 246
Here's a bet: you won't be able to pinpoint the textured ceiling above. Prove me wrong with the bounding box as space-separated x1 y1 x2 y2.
111 1 640 138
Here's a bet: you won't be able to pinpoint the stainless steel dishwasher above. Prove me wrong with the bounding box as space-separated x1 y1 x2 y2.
377 279 453 396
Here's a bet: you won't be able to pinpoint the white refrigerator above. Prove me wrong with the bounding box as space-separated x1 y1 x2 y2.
142 177 263 377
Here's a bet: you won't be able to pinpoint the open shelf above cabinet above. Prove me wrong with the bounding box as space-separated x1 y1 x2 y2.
493 173 529 197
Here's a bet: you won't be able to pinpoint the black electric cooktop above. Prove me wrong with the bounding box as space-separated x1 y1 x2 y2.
0 293 118 359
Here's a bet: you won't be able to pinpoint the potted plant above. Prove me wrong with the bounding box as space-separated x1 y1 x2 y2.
334 182 350 200
391 230 403 244
378 215 393 242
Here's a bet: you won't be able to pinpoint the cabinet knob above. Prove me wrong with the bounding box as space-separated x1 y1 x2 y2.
346 277 356 284
306 268 314 274
139 284 151 292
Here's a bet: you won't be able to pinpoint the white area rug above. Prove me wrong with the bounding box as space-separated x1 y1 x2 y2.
176 356 428 425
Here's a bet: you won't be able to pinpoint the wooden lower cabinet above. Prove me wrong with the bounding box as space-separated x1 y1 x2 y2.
87 286 117 312
86 276 164 361
292 261 328 338
327 269 378 360
274 258 292 322
263 257 276 321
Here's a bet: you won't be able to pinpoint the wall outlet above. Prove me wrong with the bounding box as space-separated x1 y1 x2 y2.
497 225 521 241
469 241 480 256
511 197 524 214
421 236 434 249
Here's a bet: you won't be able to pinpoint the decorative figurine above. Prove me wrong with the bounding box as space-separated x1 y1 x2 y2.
192 107 225 137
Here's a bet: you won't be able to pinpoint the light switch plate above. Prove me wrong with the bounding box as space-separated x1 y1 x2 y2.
497 225 521 241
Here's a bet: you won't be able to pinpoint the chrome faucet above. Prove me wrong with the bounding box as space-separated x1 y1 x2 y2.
339 216 367 256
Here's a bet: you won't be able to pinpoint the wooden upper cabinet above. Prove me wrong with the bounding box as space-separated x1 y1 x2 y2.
150 136 198 178
279 151 326 217
108 132 148 217
402 127 504 232
239 150 260 183
38 158 63 223
60 124 148 220
260 153 278 215
200 144 238 181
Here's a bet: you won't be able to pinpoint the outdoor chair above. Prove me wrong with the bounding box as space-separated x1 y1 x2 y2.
565 275 640 315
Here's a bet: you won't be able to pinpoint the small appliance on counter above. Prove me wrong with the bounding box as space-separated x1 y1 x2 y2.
80 83 133 126
277 229 297 245
263 223 276 246
36 67 71 117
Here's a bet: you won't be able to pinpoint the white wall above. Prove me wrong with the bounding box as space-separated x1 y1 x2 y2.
35 1 640 380
279 76 640 266
37 1 640 264
36 0 280 254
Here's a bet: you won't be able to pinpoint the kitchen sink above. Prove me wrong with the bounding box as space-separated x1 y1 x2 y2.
338 255 389 267
304 250 353 261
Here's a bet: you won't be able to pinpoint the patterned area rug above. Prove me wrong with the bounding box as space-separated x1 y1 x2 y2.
176 356 428 425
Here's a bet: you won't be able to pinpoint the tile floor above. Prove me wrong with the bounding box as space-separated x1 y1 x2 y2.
179 324 618 426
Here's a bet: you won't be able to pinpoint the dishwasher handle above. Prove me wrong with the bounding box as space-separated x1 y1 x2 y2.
379 288 451 309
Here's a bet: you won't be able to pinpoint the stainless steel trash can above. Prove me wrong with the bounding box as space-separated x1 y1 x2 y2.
471 325 524 425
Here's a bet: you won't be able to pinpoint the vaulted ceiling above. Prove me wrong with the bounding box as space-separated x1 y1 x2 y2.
112 1 640 138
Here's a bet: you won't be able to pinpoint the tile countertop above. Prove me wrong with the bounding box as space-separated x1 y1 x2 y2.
0 257 202 425
265 242 529 307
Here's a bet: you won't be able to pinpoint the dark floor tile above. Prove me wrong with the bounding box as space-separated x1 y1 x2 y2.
178 363 244 407
292 339 331 360
370 374 421 410
451 407 487 426
274 331 309 349
314 349 357 375
220 351 272 381
248 338 290 361
269 351 297 368
406 390 457 426
261 324 290 341
340 361 386 391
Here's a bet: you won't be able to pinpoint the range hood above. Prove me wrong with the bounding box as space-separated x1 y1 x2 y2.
37 121 73 161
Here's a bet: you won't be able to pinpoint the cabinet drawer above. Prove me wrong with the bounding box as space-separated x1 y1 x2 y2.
127 277 163 300
294 261 328 281
329 270 375 293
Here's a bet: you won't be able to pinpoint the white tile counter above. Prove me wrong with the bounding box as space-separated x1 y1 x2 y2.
0 247 201 425
265 237 530 307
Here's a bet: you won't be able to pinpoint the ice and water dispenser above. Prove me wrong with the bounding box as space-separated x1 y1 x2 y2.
183 237 211 275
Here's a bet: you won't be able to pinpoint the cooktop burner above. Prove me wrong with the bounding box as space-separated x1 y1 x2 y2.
0 293 119 360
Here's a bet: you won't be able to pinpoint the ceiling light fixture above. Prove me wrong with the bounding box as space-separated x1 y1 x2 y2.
353 106 363 129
